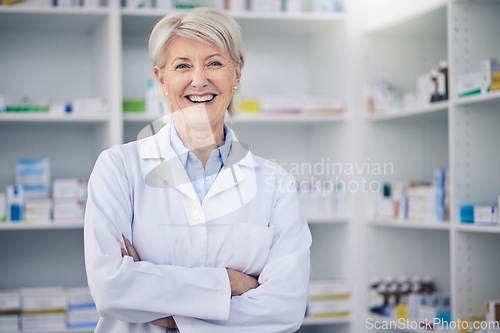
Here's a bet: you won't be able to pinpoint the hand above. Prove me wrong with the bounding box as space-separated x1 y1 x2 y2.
120 234 140 262
120 235 177 329
150 316 177 329
226 268 259 296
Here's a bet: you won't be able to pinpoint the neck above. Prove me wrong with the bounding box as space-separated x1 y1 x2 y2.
173 113 225 167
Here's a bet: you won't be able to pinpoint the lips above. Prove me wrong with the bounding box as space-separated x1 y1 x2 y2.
186 94 216 103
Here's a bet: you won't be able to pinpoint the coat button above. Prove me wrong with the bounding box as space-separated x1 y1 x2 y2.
193 210 201 220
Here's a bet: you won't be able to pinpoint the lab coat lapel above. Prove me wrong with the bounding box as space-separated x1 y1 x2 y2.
140 122 199 203
204 141 255 202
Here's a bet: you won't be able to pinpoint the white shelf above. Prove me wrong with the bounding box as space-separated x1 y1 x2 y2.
0 329 94 333
123 113 346 124
0 5 109 15
369 219 450 230
367 101 448 122
302 316 352 326
453 91 500 107
0 6 109 31
120 7 345 21
0 221 84 230
0 113 110 123
230 113 346 123
455 223 500 234
364 0 447 36
306 216 350 225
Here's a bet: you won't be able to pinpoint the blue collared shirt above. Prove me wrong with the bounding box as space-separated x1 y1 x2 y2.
170 122 232 204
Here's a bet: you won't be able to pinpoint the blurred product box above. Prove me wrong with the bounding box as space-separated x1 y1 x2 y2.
306 280 350 319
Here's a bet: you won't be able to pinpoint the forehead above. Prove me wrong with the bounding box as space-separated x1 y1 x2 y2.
166 36 228 59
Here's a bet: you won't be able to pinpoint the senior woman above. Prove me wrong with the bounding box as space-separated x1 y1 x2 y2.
84 7 311 333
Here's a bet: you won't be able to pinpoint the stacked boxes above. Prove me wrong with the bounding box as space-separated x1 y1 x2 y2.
306 280 350 319
0 290 20 332
53 178 86 222
67 287 99 329
20 287 66 332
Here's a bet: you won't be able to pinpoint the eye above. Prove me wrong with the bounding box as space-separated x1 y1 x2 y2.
209 61 222 67
175 64 189 70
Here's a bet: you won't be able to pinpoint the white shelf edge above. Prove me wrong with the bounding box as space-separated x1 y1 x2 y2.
0 5 110 15
0 113 110 123
123 113 347 124
306 216 350 225
366 313 433 333
366 101 448 122
123 113 163 123
455 223 500 234
231 113 346 123
0 220 84 230
0 329 94 333
302 316 352 326
453 91 500 107
364 0 447 35
369 219 450 230
120 7 345 22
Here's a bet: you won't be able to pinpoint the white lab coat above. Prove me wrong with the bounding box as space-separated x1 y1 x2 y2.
84 122 312 333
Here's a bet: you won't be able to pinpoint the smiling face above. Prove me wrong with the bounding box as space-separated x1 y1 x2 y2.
155 36 241 129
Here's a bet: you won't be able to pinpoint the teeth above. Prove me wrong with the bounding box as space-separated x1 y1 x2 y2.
188 95 215 103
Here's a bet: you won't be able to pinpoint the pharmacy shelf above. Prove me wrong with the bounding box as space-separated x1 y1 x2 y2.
123 112 346 124
0 221 83 230
0 329 94 333
0 113 110 123
369 219 450 231
0 5 109 15
121 8 344 35
306 216 350 225
0 6 109 31
366 313 433 333
455 224 500 234
366 101 448 122
364 0 447 36
121 7 344 21
231 113 346 123
302 316 352 326
453 91 500 107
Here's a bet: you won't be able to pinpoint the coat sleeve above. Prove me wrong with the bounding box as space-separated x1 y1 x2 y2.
174 171 312 333
84 148 231 324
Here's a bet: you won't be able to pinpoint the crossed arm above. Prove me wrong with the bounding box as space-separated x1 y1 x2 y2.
120 235 259 328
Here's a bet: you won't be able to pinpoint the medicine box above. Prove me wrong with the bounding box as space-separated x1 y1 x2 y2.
480 58 500 94
457 72 482 98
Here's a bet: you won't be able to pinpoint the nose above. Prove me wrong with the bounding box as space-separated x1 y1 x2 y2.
191 68 208 89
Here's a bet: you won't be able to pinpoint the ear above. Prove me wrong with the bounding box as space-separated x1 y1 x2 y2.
154 66 165 86
234 62 242 84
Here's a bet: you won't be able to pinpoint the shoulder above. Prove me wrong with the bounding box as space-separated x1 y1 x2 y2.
251 154 297 192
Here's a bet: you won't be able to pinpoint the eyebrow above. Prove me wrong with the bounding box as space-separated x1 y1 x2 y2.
170 54 223 65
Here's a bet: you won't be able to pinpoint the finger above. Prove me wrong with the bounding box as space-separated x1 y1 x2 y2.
120 247 128 257
123 235 140 262
149 318 170 327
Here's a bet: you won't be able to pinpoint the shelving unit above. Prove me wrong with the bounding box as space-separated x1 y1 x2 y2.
0 2 352 333
361 1 500 333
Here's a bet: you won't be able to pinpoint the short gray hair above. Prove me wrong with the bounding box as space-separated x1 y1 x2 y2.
149 7 245 116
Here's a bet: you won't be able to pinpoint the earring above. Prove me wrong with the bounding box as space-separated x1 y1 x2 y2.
165 91 168 96
233 85 238 91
